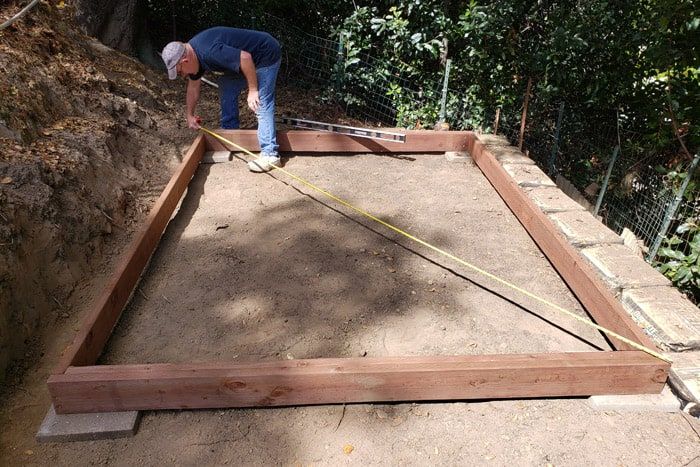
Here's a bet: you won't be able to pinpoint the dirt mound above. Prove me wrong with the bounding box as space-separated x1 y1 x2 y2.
0 2 193 384
0 2 359 386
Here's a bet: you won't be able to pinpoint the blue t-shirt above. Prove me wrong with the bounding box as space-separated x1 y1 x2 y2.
188 27 281 80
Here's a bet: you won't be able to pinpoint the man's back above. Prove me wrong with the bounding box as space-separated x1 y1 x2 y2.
189 26 281 76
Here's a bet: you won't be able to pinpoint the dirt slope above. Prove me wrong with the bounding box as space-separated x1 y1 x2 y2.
0 1 188 384
0 1 343 386
1 3 699 464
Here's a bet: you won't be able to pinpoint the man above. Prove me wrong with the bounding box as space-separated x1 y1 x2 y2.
161 27 282 172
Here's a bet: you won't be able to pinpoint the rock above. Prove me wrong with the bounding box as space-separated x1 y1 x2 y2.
0 121 20 142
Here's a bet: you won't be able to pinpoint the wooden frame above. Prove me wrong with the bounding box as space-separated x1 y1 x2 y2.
47 130 669 414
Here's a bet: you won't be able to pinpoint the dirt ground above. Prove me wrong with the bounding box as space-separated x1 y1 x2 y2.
1 2 699 465
3 151 700 465
0 0 352 384
103 152 609 363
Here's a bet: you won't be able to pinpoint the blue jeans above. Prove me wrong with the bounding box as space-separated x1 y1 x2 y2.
218 58 281 155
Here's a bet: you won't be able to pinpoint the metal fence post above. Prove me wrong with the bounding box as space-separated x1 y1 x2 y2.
548 102 565 175
647 153 700 262
335 34 345 91
593 145 620 217
438 59 452 126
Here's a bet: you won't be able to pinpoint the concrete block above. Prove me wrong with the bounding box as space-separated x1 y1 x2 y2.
524 186 587 213
502 163 556 187
581 244 671 291
620 227 646 258
488 145 535 165
548 211 624 248
555 174 594 211
202 151 233 163
476 133 512 147
36 405 140 443
622 286 700 350
668 352 700 404
588 385 679 412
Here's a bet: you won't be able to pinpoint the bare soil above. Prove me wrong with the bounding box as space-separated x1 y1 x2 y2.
1 2 699 465
103 153 607 365
4 151 700 465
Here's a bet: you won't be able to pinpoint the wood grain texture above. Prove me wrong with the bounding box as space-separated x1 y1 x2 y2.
47 131 671 416
48 352 668 413
53 135 206 374
203 129 471 153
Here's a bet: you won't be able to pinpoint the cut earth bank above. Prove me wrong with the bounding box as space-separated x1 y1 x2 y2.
1 2 699 465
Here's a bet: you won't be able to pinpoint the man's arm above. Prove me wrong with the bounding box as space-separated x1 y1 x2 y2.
186 78 202 129
239 50 260 112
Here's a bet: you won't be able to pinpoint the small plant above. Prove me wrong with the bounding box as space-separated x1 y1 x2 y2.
656 219 700 302
653 160 700 302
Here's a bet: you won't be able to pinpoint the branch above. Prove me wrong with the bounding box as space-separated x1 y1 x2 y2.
0 0 41 31
666 91 694 160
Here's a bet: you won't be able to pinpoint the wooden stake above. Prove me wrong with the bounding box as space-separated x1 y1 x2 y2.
518 77 533 152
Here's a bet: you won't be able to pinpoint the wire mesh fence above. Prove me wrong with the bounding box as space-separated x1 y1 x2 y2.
495 95 699 301
258 13 445 126
255 15 699 301
602 164 678 253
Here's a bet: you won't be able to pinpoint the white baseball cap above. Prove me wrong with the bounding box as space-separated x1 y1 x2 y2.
161 42 186 80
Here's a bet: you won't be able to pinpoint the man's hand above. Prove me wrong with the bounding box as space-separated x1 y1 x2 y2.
187 114 202 129
247 89 260 113
240 51 260 112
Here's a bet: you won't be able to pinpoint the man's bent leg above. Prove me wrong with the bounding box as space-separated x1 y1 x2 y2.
255 59 281 155
218 74 246 129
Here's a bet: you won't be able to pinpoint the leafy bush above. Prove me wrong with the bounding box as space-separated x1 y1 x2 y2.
657 221 700 301
654 163 700 302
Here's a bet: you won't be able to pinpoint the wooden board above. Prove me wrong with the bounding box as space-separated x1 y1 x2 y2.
466 134 657 351
204 129 470 153
54 135 206 373
48 352 668 414
46 130 671 416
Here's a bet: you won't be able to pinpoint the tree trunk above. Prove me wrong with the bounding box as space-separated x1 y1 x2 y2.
74 0 139 53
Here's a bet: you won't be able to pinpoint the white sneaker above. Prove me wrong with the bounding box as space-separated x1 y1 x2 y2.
248 154 281 173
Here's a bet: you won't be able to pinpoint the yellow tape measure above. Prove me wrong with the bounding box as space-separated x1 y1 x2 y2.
199 126 671 363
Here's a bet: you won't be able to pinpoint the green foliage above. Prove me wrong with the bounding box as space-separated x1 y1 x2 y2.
143 0 353 46
656 222 700 302
325 0 698 142
329 3 453 127
143 0 700 301
656 162 699 201
653 162 700 301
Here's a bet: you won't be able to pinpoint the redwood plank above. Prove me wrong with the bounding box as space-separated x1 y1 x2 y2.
54 135 207 373
203 129 471 153
468 134 657 351
48 352 668 414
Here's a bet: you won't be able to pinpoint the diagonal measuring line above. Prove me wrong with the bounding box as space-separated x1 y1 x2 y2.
199 126 671 363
